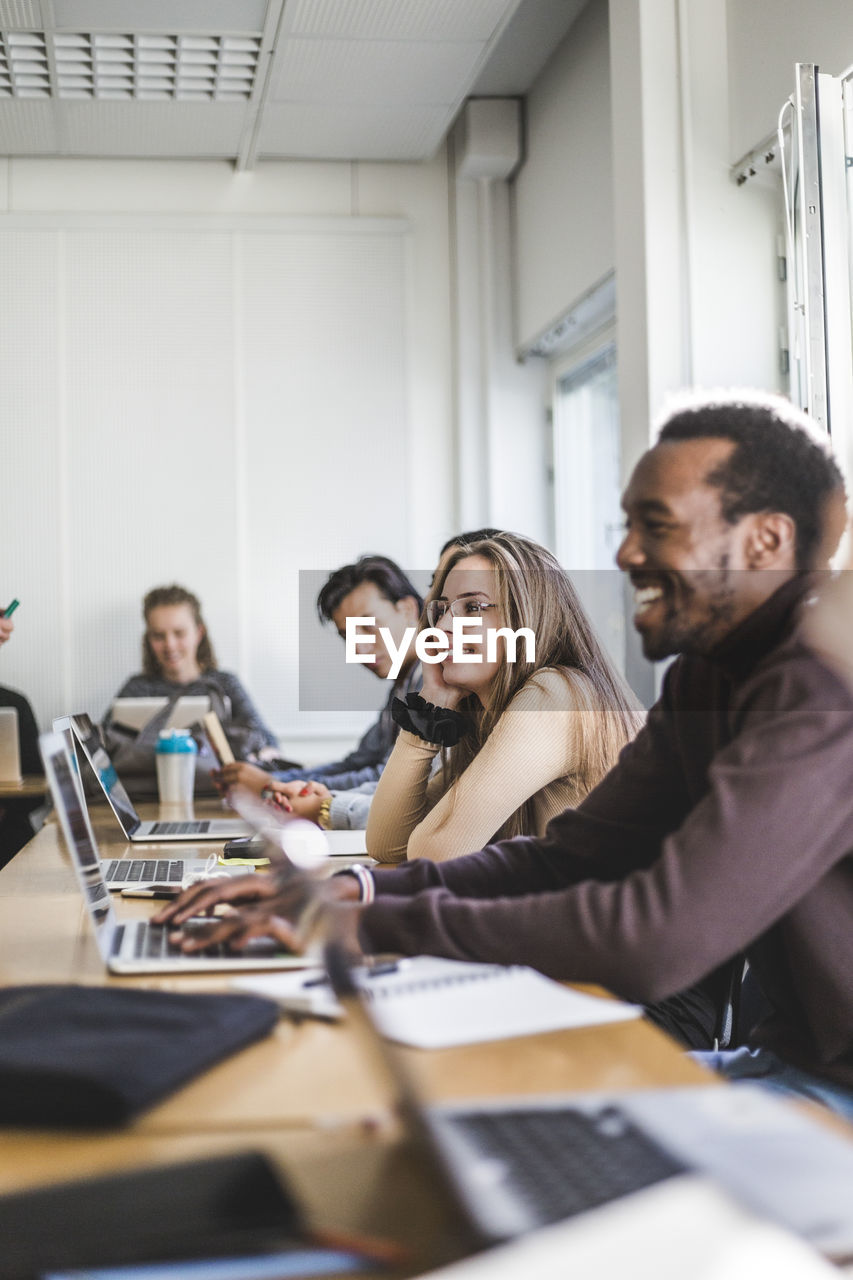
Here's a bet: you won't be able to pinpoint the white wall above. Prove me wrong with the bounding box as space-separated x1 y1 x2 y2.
608 0 784 481
682 3 783 393
5 0 840 745
444 0 616 558
450 145 551 548
508 0 784 493
514 0 613 348
728 0 853 160
0 155 453 749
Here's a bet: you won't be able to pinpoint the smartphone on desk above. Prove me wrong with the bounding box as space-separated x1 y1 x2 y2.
221 835 269 866
121 884 183 900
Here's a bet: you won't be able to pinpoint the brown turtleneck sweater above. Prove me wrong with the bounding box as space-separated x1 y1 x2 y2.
360 575 853 1085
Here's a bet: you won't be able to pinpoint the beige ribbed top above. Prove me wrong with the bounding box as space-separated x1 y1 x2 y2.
365 667 631 864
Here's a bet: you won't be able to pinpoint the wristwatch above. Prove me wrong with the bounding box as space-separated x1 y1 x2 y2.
333 864 375 903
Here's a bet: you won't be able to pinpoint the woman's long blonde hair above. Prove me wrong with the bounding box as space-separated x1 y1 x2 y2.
431 533 643 839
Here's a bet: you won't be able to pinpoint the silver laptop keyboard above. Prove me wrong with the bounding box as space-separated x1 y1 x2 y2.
451 1106 686 1227
113 922 230 960
147 820 212 835
103 858 184 883
113 922 286 962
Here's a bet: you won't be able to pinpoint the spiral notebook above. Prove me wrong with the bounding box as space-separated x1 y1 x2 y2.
232 956 639 1048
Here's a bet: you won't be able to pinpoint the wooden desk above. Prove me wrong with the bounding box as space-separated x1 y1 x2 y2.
0 773 46 798
0 801 714 1272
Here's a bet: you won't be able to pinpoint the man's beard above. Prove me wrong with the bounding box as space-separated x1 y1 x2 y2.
638 561 739 661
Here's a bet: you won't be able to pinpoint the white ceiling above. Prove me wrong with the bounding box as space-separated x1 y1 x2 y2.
0 0 586 165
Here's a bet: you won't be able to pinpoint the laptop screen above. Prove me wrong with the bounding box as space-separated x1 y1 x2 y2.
0 706 21 784
39 732 116 954
67 712 142 837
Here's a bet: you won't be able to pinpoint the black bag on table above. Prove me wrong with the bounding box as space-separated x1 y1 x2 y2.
0 1152 306 1279
0 983 279 1127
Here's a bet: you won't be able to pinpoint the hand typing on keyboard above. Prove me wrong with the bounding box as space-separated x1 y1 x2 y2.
151 858 363 956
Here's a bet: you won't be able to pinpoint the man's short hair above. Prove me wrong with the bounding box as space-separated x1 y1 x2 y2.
657 391 846 569
438 528 504 559
317 555 424 623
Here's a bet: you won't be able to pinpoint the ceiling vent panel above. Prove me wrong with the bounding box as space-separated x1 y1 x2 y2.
0 29 261 100
1 30 49 97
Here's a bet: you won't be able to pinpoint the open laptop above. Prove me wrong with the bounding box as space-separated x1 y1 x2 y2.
324 943 853 1261
58 712 251 842
110 695 211 732
40 731 310 974
54 715 249 888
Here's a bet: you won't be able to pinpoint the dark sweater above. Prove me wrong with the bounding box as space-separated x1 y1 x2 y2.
0 685 40 774
360 577 853 1084
270 663 422 791
0 685 42 868
102 670 277 798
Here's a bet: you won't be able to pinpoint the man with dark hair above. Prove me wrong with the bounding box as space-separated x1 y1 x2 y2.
436 528 503 561
269 539 507 829
431 529 503 589
316 555 424 628
657 397 840 571
163 392 853 1116
219 555 423 805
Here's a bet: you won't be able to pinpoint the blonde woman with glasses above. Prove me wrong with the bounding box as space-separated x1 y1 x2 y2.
366 532 644 863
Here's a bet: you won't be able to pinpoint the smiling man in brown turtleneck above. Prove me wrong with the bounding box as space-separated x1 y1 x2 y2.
160 392 853 1116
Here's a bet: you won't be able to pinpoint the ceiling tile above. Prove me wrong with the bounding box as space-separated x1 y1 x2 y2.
51 0 268 34
0 0 41 25
257 101 452 160
53 100 247 156
473 0 588 94
271 37 484 105
0 99 58 151
285 0 517 43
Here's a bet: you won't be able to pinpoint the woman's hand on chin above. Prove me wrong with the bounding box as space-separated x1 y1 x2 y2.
420 658 464 711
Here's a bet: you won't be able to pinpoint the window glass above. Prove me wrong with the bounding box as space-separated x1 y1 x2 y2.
552 343 626 675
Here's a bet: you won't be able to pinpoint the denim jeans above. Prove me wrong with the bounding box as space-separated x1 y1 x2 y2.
691 1046 853 1124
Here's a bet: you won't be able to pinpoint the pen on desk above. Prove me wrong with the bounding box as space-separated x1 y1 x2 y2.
121 885 182 899
2 599 19 618
301 960 402 989
365 961 401 979
308 1226 407 1266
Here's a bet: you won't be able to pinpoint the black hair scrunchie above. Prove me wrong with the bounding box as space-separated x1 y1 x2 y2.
391 692 469 747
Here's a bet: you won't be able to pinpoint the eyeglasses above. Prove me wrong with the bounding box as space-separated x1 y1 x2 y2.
425 596 498 627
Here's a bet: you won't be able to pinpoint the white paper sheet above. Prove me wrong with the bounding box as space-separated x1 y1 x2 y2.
233 956 639 1047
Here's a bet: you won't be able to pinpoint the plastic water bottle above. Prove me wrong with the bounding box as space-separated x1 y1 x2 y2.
155 729 197 809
